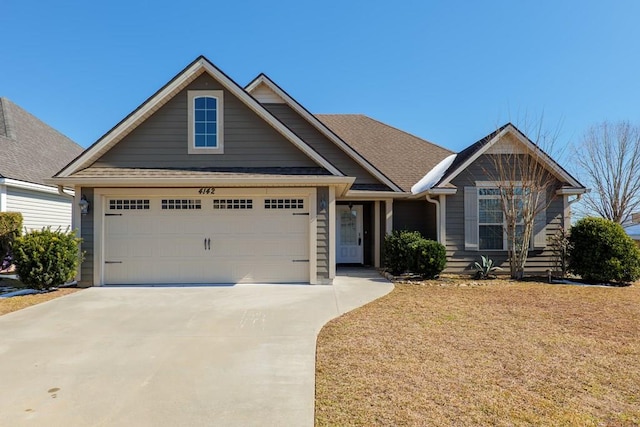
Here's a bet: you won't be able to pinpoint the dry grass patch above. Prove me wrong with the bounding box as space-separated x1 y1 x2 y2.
0 288 81 316
316 278 640 426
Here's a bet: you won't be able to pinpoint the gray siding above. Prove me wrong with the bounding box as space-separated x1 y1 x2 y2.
79 188 94 286
95 74 320 169
263 104 383 185
444 154 564 274
393 200 437 240
316 187 330 283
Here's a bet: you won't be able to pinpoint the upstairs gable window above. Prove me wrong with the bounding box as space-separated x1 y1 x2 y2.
188 90 224 154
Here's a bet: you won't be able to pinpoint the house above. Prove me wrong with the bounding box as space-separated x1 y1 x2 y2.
49 56 586 286
0 97 84 231
625 223 640 248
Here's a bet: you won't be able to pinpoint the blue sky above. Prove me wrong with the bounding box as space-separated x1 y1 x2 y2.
2 0 639 156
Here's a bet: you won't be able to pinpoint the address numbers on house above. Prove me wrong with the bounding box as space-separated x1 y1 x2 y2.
198 187 216 194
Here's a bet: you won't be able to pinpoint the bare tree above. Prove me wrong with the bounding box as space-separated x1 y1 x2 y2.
574 121 640 223
484 120 560 279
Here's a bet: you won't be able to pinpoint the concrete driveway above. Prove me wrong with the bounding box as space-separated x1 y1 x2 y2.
0 269 392 426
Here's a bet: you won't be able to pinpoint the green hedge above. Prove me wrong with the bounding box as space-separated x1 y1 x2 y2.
0 212 23 268
13 228 83 290
568 217 640 283
383 230 447 278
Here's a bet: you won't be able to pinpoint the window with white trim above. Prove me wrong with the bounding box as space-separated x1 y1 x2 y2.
264 198 304 209
478 187 525 250
188 90 224 154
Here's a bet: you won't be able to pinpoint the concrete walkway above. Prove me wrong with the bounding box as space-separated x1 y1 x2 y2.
0 269 392 426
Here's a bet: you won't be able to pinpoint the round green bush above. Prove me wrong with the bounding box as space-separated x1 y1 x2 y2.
408 238 447 279
383 230 447 278
383 230 424 275
12 228 83 290
568 217 640 283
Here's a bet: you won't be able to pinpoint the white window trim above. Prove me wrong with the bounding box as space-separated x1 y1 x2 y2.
188 90 224 154
477 186 528 252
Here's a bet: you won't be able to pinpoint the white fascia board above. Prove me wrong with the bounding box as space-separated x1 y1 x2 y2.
246 75 403 192
556 187 588 195
57 63 203 178
1 178 74 195
47 175 355 191
342 190 412 200
58 58 343 178
438 124 582 189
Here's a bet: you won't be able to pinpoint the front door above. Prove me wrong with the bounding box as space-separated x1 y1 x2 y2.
336 205 363 264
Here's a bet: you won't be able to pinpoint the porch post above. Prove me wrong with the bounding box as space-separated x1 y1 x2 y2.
374 200 381 268
385 199 393 235
328 186 336 279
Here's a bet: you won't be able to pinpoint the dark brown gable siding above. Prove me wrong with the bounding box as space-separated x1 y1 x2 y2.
263 104 383 185
445 154 564 274
94 74 320 169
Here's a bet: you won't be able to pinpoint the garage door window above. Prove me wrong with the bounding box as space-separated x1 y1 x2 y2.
162 199 202 210
212 199 253 210
264 199 304 209
109 199 150 210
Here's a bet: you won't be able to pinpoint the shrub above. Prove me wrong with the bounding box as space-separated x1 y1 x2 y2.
0 212 23 269
383 230 424 275
383 230 446 278
407 238 447 279
12 227 83 290
548 229 570 278
568 217 640 283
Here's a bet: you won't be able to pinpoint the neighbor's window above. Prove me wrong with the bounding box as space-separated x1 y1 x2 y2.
188 90 224 154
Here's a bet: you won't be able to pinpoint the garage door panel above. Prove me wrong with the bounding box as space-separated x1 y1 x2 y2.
104 195 310 285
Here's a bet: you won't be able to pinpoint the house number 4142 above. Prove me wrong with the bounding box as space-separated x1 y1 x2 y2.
198 187 216 194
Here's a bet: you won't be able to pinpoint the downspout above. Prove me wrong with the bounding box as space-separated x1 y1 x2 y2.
425 194 440 243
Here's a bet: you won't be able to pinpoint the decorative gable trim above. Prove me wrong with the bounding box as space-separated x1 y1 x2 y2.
438 124 583 189
245 74 403 193
55 56 343 178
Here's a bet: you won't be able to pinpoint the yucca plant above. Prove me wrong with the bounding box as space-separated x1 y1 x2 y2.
474 255 502 279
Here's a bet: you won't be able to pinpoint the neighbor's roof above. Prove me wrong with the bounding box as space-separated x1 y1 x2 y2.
316 114 453 192
0 97 83 186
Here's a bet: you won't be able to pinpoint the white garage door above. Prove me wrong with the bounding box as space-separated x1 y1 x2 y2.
104 196 309 284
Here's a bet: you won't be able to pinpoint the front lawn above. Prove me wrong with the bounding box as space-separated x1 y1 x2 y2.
0 276 81 316
316 278 640 426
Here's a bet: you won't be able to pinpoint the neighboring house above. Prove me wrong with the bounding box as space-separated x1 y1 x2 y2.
625 223 640 248
49 56 586 286
0 97 84 231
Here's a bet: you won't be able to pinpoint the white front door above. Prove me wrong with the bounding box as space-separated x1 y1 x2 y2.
336 205 363 264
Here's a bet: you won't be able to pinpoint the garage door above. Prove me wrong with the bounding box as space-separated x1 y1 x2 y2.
104 196 309 284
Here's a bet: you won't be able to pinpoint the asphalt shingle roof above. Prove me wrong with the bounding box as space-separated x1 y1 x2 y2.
315 114 453 192
0 97 83 186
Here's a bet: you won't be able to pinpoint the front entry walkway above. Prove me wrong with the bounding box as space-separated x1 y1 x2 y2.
0 269 392 426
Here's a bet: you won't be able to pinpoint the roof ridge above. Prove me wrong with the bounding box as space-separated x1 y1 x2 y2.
0 97 16 140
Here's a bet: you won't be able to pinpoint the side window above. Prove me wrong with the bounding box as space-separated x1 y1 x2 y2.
188 90 224 154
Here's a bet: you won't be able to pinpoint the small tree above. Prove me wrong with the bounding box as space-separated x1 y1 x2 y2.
13 228 83 290
568 217 640 283
548 229 570 278
484 120 560 279
574 121 640 223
